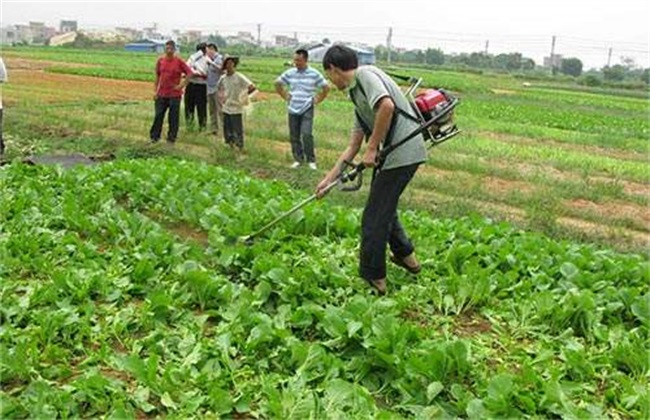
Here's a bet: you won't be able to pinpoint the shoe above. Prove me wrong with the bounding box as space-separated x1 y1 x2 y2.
389 254 421 274
290 161 301 169
363 278 387 295
308 162 317 170
150 138 160 144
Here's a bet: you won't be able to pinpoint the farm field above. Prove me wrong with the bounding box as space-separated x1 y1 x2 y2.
1 47 649 418
2 47 649 252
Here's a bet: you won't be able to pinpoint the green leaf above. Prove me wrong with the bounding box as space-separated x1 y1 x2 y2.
466 398 487 419
322 308 347 338
560 262 579 279
426 381 444 402
631 294 650 326
266 267 288 283
324 379 373 414
487 374 514 400
134 387 156 413
160 392 177 410
209 388 233 415
107 403 134 420
347 321 363 337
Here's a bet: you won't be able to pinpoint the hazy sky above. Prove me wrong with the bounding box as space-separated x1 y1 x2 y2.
2 0 649 69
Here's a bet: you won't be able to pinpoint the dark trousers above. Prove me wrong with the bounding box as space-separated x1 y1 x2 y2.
288 106 315 163
0 108 4 154
223 113 244 149
150 97 181 142
184 83 207 129
360 163 420 281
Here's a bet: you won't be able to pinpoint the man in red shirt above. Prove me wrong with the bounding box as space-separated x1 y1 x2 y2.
150 40 193 143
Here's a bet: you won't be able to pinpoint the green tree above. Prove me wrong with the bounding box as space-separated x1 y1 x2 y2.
425 48 445 65
207 33 227 48
374 45 388 61
641 68 650 84
494 53 523 71
560 57 583 77
521 58 536 71
602 65 626 81
400 49 422 64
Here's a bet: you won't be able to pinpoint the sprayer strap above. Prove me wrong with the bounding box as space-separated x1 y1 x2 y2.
349 73 421 164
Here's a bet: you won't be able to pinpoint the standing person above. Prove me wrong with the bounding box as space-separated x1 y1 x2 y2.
0 57 7 155
275 48 330 170
150 40 193 144
184 42 209 130
205 43 224 135
217 56 256 155
316 45 426 295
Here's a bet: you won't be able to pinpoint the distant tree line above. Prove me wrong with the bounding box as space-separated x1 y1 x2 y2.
41 31 650 89
372 45 649 89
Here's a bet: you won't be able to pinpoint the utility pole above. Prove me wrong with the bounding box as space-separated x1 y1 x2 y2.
484 40 489 55
387 27 393 64
607 47 613 67
549 35 556 74
257 23 262 46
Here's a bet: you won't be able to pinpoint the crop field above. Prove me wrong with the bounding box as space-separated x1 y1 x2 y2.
1 47 649 418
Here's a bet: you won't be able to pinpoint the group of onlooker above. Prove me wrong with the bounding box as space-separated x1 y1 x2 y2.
150 41 329 167
150 40 255 151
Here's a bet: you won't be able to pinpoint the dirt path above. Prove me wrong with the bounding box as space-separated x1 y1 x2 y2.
6 69 152 105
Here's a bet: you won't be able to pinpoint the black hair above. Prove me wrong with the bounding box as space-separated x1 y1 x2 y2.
295 49 308 60
196 42 207 53
165 40 176 47
223 56 239 67
207 43 218 51
322 45 358 71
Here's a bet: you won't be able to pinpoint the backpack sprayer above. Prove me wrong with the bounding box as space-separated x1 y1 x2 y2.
232 75 460 245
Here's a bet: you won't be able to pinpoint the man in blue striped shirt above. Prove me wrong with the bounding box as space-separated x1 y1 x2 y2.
275 49 330 170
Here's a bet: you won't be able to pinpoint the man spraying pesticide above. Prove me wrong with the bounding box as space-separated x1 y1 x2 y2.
234 46 460 296
316 45 427 295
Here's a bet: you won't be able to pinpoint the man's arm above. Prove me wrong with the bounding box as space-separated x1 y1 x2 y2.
153 60 160 98
0 58 7 83
314 84 330 105
362 97 394 167
274 78 290 101
175 60 193 90
216 76 225 104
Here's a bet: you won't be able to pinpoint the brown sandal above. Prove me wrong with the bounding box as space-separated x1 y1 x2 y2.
363 278 387 295
389 254 422 275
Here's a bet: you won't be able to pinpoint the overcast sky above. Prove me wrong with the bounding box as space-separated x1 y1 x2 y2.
2 0 649 69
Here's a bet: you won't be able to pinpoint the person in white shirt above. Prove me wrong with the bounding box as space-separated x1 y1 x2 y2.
185 43 209 130
205 43 224 135
216 56 256 154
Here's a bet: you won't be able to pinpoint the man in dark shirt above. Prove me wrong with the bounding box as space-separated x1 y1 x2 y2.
150 40 193 143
